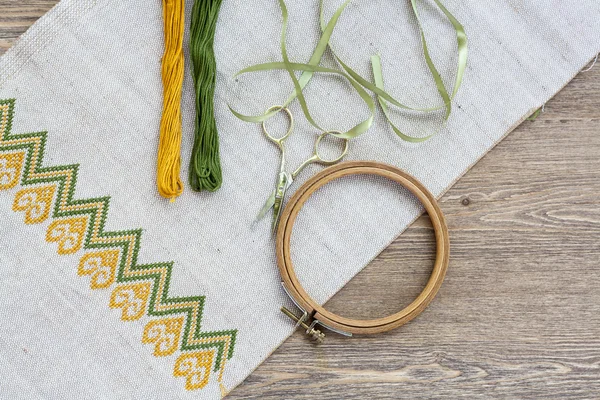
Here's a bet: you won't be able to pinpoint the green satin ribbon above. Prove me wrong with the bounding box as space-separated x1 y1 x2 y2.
230 0 375 139
371 0 468 141
230 0 468 142
229 0 352 123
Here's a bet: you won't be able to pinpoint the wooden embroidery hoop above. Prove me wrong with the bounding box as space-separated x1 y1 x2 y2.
276 161 450 339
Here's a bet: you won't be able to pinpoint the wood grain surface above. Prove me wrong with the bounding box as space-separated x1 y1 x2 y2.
2 2 599 399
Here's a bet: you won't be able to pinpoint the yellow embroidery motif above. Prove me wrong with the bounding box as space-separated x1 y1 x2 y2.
46 216 88 255
142 317 185 357
0 100 237 391
220 383 229 398
78 250 120 289
109 282 152 321
0 152 24 190
13 185 56 224
174 351 215 391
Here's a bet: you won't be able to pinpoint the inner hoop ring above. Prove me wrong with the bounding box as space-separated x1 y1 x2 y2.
276 161 450 335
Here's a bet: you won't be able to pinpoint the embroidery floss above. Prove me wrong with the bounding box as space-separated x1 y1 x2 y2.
157 0 185 201
188 0 224 192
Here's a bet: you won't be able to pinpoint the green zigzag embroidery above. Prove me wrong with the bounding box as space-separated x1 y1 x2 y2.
0 98 237 372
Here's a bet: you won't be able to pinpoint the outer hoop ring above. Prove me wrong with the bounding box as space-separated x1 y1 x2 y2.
276 161 450 335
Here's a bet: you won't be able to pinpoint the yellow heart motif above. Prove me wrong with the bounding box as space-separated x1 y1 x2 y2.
0 152 25 190
173 351 215 391
109 282 152 321
78 250 120 289
13 185 56 224
142 317 184 357
46 216 88 255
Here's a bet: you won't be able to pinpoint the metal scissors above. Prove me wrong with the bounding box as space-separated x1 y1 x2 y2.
257 105 350 232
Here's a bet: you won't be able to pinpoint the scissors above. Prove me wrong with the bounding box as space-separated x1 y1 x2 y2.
257 105 350 232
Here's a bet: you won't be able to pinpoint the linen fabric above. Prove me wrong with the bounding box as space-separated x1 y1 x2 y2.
0 0 599 398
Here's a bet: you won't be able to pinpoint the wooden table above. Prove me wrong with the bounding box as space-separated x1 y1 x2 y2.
2 2 599 398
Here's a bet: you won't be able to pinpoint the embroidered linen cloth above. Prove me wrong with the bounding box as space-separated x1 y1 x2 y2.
1 0 599 398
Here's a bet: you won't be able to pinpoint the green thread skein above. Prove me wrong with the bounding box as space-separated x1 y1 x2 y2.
189 0 224 192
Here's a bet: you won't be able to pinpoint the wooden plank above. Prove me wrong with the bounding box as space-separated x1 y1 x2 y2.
1 2 599 398
0 1 57 53
229 66 600 398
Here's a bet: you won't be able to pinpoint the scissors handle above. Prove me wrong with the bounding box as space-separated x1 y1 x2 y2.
314 130 349 164
262 105 294 146
291 130 349 180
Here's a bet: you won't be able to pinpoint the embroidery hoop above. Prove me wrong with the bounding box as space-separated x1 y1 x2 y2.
276 161 450 338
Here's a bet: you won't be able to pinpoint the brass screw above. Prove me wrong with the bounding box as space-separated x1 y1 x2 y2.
281 307 325 344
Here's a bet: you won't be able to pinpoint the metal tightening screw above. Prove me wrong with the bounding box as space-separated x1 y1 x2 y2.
281 307 325 344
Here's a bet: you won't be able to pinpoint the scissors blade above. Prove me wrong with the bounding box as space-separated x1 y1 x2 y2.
271 196 284 233
257 173 294 222
271 173 292 233
257 190 277 221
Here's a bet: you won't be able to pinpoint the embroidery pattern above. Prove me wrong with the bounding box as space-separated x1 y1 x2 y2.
0 99 237 391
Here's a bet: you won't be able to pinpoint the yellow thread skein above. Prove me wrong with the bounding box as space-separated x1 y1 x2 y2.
157 0 185 201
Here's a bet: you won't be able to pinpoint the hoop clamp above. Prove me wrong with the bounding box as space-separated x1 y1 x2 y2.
276 161 450 339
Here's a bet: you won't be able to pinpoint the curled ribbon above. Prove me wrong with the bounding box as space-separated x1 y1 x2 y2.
230 0 468 142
